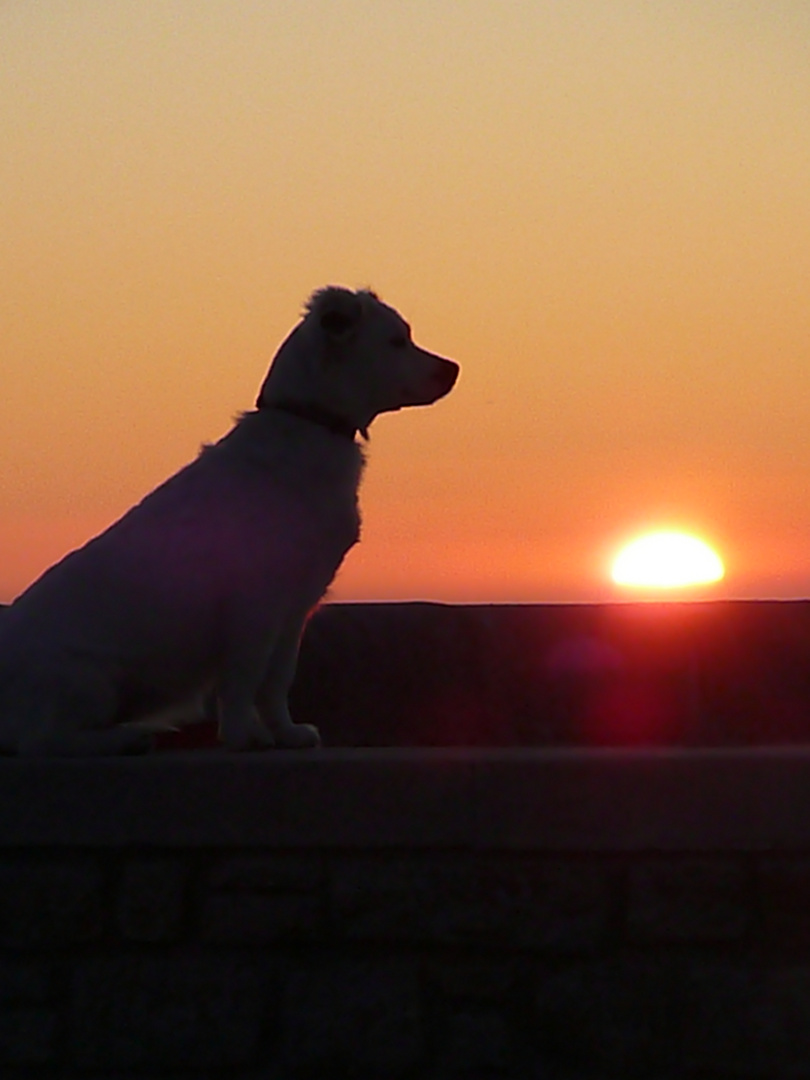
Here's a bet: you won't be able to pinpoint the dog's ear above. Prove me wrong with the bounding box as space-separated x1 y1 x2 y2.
313 287 363 344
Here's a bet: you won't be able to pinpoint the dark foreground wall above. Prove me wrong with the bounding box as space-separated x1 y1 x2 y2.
5 599 810 747
4 749 810 1078
292 600 810 748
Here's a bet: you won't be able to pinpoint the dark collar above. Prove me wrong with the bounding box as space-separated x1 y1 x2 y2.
261 399 359 441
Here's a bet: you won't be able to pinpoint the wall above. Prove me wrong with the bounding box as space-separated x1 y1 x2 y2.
3 748 810 1077
163 599 810 750
6 599 810 749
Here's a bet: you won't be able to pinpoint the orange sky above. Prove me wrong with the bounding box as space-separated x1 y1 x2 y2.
2 1 810 603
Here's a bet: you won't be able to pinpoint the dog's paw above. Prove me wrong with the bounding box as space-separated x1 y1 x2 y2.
226 729 276 752
273 722 321 750
219 707 275 752
259 702 321 750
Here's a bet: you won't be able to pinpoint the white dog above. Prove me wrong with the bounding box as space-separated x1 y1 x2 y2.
0 287 459 755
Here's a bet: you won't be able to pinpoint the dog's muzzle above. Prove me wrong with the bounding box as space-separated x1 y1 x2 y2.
432 357 460 399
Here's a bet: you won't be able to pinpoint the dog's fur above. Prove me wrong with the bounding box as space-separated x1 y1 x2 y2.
0 287 458 755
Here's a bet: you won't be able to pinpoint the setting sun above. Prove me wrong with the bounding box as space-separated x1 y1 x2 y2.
611 531 725 589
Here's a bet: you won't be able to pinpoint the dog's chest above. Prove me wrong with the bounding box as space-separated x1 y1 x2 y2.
74 423 364 621
237 425 364 574
254 479 360 572
187 445 361 591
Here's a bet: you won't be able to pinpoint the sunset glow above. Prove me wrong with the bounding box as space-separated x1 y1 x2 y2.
611 532 725 589
2 3 810 602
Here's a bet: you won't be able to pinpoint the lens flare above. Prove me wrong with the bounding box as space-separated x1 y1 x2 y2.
611 530 724 588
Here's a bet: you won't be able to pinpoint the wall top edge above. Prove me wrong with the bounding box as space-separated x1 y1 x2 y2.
0 747 809 850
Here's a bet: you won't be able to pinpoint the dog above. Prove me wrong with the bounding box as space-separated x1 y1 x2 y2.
0 286 459 754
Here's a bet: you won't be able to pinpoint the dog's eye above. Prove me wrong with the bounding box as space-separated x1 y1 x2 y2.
389 334 409 348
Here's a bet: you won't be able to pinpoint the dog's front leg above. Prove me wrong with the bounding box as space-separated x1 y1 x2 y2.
255 606 320 749
217 607 281 751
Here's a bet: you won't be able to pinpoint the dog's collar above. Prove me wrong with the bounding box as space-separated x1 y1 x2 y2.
261 399 361 441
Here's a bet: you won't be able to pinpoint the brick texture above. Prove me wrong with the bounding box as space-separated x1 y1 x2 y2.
0 744 809 1077
281 958 423 1073
0 860 103 948
116 858 187 942
333 855 610 949
627 856 751 942
70 955 265 1069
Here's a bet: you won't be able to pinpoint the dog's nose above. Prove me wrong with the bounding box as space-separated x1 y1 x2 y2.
433 358 460 396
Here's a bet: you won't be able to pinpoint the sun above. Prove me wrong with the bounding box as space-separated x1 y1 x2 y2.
611 530 725 589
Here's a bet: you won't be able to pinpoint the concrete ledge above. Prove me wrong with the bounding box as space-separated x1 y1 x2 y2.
3 747 810 850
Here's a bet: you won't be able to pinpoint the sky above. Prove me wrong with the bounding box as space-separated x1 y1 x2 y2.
2 1 810 603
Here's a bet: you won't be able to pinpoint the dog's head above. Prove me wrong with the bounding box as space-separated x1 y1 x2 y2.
256 286 459 437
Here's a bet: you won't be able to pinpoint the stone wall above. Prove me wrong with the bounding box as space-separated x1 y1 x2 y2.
3 748 810 1077
6 599 810 749
163 599 810 750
